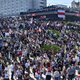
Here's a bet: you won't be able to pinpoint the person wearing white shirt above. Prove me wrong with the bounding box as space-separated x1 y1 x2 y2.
0 63 2 76
15 68 22 80
77 50 80 62
25 61 30 73
25 62 30 69
10 63 14 80
4 71 9 80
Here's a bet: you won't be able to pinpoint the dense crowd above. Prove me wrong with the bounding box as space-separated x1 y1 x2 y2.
0 16 80 80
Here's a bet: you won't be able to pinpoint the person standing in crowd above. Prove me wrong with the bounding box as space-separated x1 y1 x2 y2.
53 68 61 80
10 62 14 80
46 62 52 80
4 71 9 80
0 62 2 77
24 71 30 80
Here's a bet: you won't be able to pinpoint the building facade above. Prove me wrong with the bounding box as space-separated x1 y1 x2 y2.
71 0 80 9
33 0 47 9
0 0 47 16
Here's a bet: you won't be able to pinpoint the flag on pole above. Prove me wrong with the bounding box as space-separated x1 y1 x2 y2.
58 9 65 19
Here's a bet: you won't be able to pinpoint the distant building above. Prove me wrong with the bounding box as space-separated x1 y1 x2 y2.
55 4 67 8
0 0 47 16
71 0 80 9
32 0 47 9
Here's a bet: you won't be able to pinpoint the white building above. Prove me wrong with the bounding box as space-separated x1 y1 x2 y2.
71 0 80 9
0 0 32 16
0 0 47 16
33 0 47 9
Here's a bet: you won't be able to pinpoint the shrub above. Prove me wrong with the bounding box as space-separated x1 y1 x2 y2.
41 44 61 53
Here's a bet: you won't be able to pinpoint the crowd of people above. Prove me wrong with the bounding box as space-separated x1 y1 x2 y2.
0 16 80 80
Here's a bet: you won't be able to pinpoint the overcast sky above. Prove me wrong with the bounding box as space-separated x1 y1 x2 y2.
47 0 79 7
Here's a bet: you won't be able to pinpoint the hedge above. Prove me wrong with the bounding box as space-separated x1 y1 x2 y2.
41 44 61 53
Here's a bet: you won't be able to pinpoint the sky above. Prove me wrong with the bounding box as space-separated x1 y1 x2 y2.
47 0 79 7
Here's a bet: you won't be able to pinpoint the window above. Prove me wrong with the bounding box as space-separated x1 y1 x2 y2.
40 2 44 4
40 6 44 8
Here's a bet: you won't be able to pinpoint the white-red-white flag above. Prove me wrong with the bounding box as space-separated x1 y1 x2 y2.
58 10 65 19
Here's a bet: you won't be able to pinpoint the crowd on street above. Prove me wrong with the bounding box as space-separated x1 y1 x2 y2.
0 16 80 80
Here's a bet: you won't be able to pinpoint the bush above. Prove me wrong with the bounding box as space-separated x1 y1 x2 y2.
48 29 61 38
41 44 61 53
